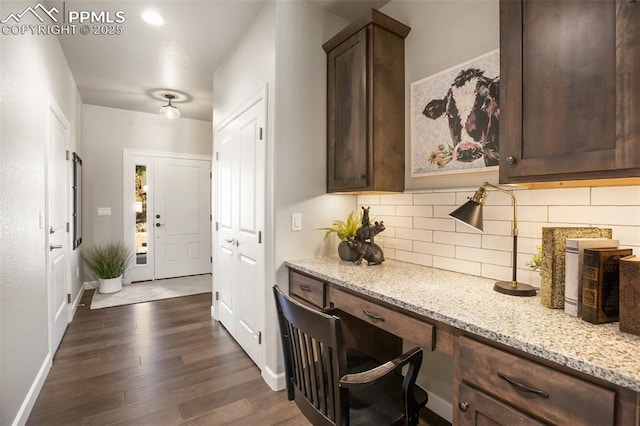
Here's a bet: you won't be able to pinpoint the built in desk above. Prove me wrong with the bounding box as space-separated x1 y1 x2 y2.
285 258 640 425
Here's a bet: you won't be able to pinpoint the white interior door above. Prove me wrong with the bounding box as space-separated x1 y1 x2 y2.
215 93 266 369
154 157 211 279
47 98 70 354
216 124 237 335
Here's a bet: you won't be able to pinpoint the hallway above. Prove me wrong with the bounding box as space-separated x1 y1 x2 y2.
27 292 308 425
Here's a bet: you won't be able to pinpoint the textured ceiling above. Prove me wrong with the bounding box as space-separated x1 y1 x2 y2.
53 0 388 121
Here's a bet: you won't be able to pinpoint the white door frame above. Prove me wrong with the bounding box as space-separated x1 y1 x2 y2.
212 85 268 369
45 94 71 355
123 149 211 283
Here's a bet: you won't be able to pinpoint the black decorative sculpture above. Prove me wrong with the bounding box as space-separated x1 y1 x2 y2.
344 207 385 265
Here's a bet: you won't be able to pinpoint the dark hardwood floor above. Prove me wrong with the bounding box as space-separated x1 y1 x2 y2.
28 291 450 425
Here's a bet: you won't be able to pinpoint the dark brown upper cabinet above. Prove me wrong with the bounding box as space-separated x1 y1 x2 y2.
500 0 640 185
323 10 410 193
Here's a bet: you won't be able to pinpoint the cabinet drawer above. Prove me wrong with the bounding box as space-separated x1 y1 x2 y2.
457 336 615 426
331 288 434 350
289 270 327 309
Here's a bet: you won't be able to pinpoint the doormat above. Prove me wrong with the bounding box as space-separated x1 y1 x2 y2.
90 274 211 310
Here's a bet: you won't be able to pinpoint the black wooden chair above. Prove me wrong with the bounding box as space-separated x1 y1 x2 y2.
273 286 428 425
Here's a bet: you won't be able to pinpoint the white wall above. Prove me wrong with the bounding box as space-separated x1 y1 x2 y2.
382 0 501 190
272 0 354 375
81 105 212 254
212 1 353 386
0 3 81 421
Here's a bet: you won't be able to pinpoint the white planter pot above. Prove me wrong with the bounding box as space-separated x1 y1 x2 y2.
99 276 123 294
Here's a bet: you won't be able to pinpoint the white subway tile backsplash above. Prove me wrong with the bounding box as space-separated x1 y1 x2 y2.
482 235 512 251
483 205 515 221
414 241 456 258
396 227 433 242
384 247 396 260
415 217 456 232
457 246 511 267
433 256 481 276
395 205 433 218
357 195 380 205
477 220 511 236
351 185 639 283
481 263 512 282
516 187 590 206
379 215 413 228
481 189 513 206
368 205 397 217
517 221 547 239
609 225 640 247
433 231 482 248
395 250 432 267
433 205 458 218
518 206 548 222
379 226 395 238
383 237 413 251
549 206 640 226
455 191 475 205
591 186 640 206
380 194 413 205
414 192 455 205
518 237 541 255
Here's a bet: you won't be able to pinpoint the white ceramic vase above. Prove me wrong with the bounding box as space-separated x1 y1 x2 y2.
99 275 123 294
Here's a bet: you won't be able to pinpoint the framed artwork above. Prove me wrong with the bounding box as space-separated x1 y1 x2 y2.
410 49 500 177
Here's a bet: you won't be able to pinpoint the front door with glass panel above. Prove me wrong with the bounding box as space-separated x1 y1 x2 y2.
124 152 211 282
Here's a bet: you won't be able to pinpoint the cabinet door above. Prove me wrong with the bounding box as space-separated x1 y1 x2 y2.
327 28 369 192
457 383 545 426
500 0 640 184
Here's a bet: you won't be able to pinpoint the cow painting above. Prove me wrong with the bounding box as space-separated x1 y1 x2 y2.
422 68 500 167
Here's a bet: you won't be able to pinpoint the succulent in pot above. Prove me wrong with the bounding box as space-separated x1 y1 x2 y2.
319 210 363 262
82 242 132 293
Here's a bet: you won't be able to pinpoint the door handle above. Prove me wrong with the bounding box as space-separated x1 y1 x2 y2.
225 238 239 246
49 244 62 251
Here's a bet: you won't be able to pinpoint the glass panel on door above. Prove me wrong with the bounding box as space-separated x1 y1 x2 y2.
135 165 148 265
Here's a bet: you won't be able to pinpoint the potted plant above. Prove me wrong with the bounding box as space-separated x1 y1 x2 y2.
82 242 132 294
320 209 363 261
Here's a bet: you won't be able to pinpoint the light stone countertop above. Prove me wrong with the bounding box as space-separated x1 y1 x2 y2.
284 257 640 392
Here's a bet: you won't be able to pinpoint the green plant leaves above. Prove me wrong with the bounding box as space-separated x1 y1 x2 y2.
82 242 132 279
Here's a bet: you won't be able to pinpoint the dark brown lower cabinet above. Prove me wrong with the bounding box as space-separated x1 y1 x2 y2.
457 383 544 426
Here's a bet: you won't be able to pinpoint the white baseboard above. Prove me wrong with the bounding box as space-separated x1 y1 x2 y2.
11 352 52 426
426 391 453 424
84 280 98 290
262 365 286 391
70 288 84 320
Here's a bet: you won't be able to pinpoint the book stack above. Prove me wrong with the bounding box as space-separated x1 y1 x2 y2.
564 238 619 317
540 227 612 309
582 248 633 324
619 255 640 336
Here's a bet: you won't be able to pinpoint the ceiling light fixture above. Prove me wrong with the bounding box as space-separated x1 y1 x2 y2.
159 94 180 119
141 9 165 26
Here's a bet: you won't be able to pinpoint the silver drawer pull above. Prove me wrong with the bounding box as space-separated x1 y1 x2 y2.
299 285 312 292
363 309 385 322
498 372 549 399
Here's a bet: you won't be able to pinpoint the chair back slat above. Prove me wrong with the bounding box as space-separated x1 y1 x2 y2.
274 286 345 425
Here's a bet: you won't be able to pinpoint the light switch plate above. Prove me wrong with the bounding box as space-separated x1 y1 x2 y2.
291 213 302 231
97 207 112 216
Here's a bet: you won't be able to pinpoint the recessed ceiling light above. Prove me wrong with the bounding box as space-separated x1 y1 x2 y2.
141 9 164 26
